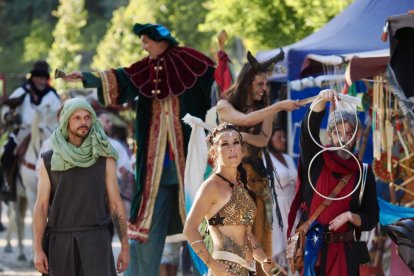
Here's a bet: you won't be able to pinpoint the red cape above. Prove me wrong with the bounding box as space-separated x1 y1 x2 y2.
124 46 215 100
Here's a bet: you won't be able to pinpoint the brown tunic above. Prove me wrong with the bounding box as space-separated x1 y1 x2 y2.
42 150 116 276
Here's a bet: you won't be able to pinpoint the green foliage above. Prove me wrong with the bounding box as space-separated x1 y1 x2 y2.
0 22 33 91
0 0 59 92
0 0 354 94
287 0 353 30
201 0 352 54
81 0 129 68
92 0 155 70
154 0 214 54
23 19 54 63
0 0 125 94
200 0 305 53
47 0 87 91
80 16 111 66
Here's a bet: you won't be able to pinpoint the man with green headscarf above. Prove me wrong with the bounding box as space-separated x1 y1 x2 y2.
32 98 130 276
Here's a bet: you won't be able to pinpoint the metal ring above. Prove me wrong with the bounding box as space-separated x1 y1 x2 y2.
307 147 362 201
307 97 359 151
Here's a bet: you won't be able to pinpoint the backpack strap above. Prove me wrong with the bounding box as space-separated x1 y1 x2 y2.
300 173 353 233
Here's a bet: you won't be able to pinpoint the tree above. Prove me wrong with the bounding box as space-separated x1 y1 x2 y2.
0 0 125 93
23 19 54 63
0 0 58 92
47 0 87 91
201 0 353 54
92 0 155 70
200 0 305 53
287 0 353 30
154 0 213 54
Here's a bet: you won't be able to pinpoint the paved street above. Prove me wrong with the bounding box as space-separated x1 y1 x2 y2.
0 205 41 276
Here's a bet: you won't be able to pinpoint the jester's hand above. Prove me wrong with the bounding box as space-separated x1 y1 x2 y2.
63 71 84 82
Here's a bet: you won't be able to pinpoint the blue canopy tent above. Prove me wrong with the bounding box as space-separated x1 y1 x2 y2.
256 0 413 162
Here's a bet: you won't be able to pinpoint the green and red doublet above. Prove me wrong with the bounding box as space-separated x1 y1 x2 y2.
82 46 215 242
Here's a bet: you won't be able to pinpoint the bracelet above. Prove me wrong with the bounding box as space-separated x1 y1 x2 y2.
196 247 212 265
190 239 204 247
259 257 273 265
196 247 208 255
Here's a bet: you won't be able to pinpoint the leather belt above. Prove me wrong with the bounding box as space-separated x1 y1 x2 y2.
22 159 36 171
324 230 356 243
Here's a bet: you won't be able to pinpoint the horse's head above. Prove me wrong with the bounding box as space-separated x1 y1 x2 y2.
31 104 59 146
41 105 59 137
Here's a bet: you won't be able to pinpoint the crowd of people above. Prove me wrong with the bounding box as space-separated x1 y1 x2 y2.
0 22 379 276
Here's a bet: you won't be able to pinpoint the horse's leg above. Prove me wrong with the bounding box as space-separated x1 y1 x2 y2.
0 200 5 232
21 166 39 262
4 202 15 253
16 194 28 261
25 176 38 222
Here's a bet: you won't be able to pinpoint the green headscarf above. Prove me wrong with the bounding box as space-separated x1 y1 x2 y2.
50 97 118 171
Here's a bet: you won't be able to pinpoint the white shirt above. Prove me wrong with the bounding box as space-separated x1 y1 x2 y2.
270 153 297 192
2 86 61 143
269 152 298 259
108 137 134 176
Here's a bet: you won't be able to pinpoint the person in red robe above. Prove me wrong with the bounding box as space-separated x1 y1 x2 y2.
288 89 379 275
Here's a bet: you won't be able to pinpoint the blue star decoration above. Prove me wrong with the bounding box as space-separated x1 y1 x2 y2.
311 227 322 246
311 233 320 246
304 222 325 276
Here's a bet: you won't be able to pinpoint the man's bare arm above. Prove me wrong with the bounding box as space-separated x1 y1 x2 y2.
106 158 130 272
33 159 51 274
105 158 129 245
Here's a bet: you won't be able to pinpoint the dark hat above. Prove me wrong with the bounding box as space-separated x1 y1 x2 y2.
133 23 179 46
246 48 284 75
30 60 50 79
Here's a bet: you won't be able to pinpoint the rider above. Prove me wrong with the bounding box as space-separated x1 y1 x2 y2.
0 60 61 200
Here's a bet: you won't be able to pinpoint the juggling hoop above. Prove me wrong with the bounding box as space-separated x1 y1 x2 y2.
307 147 362 201
307 96 359 151
306 94 362 201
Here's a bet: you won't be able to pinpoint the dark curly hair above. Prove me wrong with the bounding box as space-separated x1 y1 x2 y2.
225 64 268 113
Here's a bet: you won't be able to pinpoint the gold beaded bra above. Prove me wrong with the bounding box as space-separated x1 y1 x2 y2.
208 174 257 227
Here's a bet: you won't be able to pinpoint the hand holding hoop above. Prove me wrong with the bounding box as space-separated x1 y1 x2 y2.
305 90 362 201
307 95 359 151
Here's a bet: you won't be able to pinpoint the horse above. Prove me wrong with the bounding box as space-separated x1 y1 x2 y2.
4 104 58 261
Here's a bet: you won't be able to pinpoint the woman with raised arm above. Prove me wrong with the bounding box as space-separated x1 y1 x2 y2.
216 51 303 274
184 123 286 276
